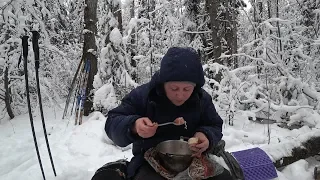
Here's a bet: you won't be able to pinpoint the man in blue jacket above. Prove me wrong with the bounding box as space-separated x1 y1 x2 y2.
104 47 232 179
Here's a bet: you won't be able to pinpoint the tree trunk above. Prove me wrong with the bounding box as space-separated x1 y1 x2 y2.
130 0 137 81
83 0 98 116
225 0 238 69
253 0 258 58
138 0 148 18
257 1 263 35
148 0 155 77
276 0 283 60
253 0 262 76
112 1 123 33
4 66 14 119
137 0 155 79
207 0 224 82
225 0 232 59
267 0 272 34
231 0 238 69
273 136 320 168
207 0 222 63
185 0 201 42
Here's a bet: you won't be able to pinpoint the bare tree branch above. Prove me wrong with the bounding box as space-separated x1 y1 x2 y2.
0 95 5 100
0 0 15 11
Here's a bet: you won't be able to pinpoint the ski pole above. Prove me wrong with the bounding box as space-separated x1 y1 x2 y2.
22 35 46 180
31 31 57 177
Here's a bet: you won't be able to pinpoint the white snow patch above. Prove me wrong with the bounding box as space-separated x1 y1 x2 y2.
110 28 122 46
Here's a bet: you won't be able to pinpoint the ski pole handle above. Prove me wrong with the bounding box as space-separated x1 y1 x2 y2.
31 31 40 69
22 36 29 59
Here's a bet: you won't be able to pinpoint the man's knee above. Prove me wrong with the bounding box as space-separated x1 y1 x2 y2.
91 160 128 180
206 168 234 180
133 163 165 180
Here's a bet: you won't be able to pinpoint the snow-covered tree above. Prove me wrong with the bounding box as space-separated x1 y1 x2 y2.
0 0 78 119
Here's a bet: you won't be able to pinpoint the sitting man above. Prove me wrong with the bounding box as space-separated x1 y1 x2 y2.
102 47 233 180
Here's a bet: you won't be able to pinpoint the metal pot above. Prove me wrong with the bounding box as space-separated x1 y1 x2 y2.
156 140 193 173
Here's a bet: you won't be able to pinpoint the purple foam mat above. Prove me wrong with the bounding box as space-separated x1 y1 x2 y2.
232 147 278 180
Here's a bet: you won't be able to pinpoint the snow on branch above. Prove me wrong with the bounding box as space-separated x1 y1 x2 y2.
180 30 212 34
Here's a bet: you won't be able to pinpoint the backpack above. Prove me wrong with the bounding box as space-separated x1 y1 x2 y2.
91 159 129 180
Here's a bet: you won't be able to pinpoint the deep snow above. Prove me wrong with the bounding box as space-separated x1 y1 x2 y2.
0 106 319 180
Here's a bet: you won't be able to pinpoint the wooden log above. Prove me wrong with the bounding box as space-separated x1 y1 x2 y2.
274 136 320 168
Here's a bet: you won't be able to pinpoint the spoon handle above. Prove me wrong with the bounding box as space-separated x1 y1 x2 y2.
157 122 174 126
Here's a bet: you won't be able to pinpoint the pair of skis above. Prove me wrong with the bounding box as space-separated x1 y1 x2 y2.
74 59 90 125
21 31 56 180
62 57 90 126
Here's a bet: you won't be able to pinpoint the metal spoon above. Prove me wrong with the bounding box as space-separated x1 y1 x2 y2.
157 121 180 127
157 118 188 129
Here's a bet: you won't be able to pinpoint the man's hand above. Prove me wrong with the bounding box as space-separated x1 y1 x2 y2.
189 132 209 157
132 117 158 138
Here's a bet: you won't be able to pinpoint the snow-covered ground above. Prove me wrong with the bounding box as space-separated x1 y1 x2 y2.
0 106 319 180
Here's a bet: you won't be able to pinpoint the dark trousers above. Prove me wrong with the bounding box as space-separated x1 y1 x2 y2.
133 163 234 180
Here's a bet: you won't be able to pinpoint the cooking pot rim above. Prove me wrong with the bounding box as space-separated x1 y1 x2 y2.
156 140 193 156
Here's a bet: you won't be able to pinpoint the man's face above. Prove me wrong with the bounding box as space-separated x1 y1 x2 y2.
164 81 195 106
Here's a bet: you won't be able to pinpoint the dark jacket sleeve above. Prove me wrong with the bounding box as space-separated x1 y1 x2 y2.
196 90 223 150
104 87 145 147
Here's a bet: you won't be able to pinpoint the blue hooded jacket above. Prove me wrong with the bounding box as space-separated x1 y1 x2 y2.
105 47 223 177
